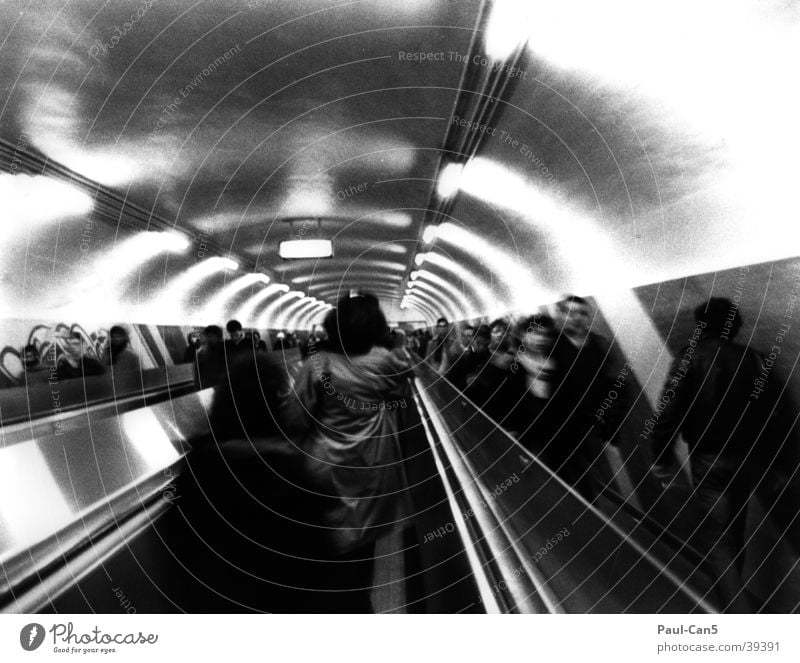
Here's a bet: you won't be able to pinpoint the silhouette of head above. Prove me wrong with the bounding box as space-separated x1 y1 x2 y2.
109 325 130 353
226 319 244 343
694 297 742 339
324 293 388 355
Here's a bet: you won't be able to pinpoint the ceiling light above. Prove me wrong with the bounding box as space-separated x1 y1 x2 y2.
436 162 464 199
279 239 333 259
485 0 531 62
422 225 439 244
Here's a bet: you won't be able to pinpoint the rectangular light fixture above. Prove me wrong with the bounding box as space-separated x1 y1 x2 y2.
279 239 333 259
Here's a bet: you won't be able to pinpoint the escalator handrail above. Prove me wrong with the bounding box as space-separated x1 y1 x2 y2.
414 362 718 613
412 377 560 613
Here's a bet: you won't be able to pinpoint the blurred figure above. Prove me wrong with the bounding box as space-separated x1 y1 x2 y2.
445 324 477 389
224 319 247 357
103 326 141 373
489 318 511 356
463 324 491 387
21 344 49 382
195 325 225 389
181 351 312 611
300 324 327 360
513 314 566 457
251 330 268 352
406 329 420 355
647 298 796 612
551 295 615 501
466 318 526 431
292 293 412 612
209 351 300 448
57 332 104 380
417 328 430 358
427 317 459 374
389 327 411 362
183 330 200 364
461 324 475 350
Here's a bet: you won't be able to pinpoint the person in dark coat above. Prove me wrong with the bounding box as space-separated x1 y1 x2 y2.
292 293 413 612
183 330 200 364
646 297 797 612
512 314 567 459
550 295 615 501
102 325 141 373
195 325 226 389
465 318 527 432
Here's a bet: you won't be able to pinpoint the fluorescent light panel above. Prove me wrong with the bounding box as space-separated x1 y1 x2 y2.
279 239 333 259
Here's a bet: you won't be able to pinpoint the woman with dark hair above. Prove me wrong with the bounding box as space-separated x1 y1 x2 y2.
292 293 413 611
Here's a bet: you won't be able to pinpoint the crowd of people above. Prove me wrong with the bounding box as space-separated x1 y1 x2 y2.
186 293 625 610
20 325 141 383
417 295 619 502
188 293 415 611
15 291 795 612
187 321 300 389
409 295 797 612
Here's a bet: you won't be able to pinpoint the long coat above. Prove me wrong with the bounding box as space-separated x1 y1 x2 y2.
293 346 413 553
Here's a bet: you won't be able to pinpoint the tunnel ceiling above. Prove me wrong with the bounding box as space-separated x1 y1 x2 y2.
0 0 482 314
2 1 798 328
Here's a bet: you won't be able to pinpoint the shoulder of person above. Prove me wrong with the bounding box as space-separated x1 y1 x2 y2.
366 345 399 366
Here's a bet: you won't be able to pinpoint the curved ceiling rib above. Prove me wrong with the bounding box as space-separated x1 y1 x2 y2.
288 301 330 329
147 257 238 324
424 252 508 316
402 297 438 324
255 291 305 329
411 270 479 317
298 305 331 328
434 223 544 309
202 273 270 322
274 297 320 329
235 284 290 325
404 288 457 322
406 280 465 320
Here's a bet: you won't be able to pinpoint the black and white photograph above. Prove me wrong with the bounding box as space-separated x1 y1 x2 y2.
1 0 799 658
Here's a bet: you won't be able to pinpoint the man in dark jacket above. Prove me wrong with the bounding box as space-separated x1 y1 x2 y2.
551 295 616 501
647 297 790 611
224 319 248 357
195 325 226 389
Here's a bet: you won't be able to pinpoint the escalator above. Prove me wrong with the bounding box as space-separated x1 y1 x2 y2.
1 355 718 613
